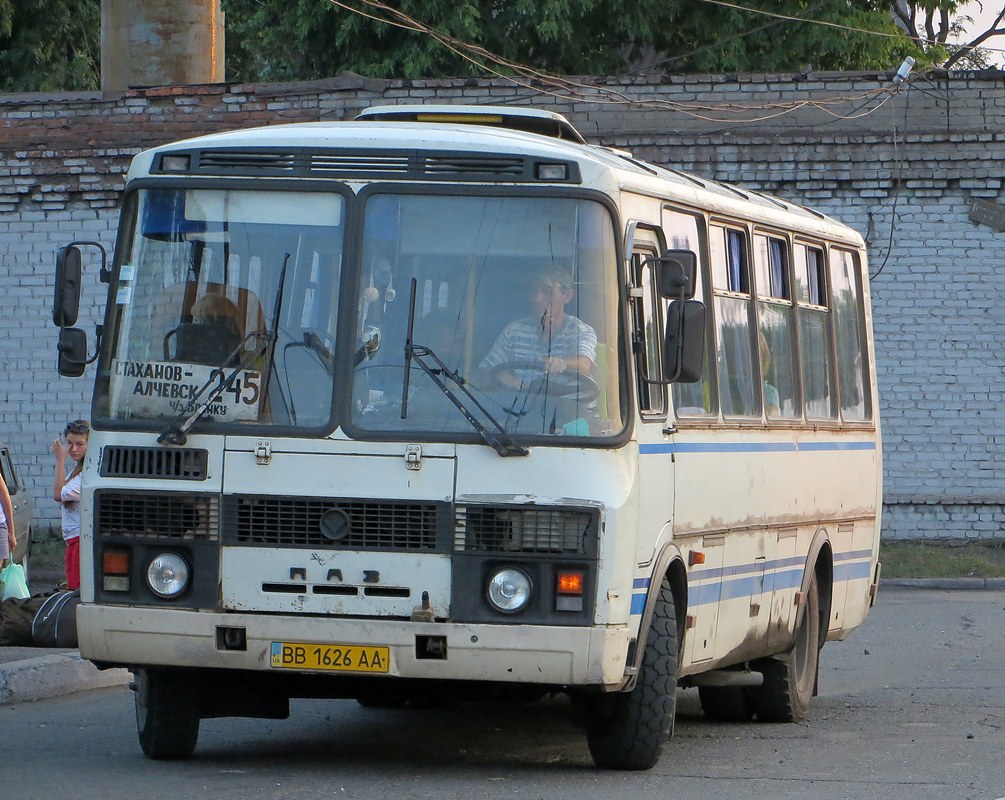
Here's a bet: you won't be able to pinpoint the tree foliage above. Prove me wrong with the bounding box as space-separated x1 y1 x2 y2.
0 0 999 93
221 0 933 82
0 0 100 92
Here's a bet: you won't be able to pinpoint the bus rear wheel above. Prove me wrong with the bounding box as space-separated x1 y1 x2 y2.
134 668 200 760
749 575 820 723
584 575 678 770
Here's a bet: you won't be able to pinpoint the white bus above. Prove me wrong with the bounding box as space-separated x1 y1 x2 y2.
53 105 881 769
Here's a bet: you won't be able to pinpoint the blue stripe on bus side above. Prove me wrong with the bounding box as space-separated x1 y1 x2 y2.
639 441 876 455
688 567 805 607
833 560 874 582
629 550 872 615
687 555 805 583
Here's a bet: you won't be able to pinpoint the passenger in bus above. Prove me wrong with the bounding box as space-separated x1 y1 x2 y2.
172 294 244 365
759 330 780 417
192 294 243 339
479 268 597 390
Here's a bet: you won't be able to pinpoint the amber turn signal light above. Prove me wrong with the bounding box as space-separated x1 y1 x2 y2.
555 570 585 613
556 571 585 595
102 549 131 592
103 550 130 575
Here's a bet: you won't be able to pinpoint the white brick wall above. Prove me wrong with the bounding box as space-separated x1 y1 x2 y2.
2 71 1004 539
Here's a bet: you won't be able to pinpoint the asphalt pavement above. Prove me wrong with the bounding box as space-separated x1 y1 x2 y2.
3 576 1004 707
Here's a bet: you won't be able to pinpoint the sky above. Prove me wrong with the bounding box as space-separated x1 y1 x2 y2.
953 1 1005 64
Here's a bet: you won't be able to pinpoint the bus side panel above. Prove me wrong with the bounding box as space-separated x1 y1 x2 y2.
671 430 879 671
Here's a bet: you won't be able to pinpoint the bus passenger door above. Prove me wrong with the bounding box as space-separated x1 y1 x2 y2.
629 233 675 568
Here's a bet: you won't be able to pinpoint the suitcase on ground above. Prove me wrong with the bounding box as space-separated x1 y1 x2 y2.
31 589 80 648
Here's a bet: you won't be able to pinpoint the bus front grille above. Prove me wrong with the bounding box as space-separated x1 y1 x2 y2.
99 446 209 480
454 505 596 555
223 496 448 551
95 491 220 540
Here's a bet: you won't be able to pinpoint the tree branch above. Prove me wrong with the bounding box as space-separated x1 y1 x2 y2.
935 8 950 44
940 1 1005 70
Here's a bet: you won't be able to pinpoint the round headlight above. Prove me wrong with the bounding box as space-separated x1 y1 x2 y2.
486 568 532 614
146 553 190 598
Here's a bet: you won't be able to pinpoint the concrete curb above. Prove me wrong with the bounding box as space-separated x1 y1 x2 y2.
881 577 1005 590
0 651 130 705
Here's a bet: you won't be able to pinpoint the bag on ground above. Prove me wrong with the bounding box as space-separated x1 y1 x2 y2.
31 589 80 648
0 561 30 600
0 594 48 645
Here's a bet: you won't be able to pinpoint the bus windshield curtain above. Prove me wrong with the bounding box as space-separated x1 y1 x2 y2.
727 230 745 292
807 248 823 305
769 238 787 299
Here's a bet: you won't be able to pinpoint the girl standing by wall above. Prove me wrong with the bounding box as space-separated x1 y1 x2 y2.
52 419 89 590
0 470 14 565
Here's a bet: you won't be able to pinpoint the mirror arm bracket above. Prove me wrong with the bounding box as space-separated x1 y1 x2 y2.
68 240 111 283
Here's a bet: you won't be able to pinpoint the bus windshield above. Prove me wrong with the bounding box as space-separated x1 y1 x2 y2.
94 187 345 430
350 193 624 440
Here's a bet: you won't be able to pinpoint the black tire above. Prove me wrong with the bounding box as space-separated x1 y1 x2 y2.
585 575 678 770
17 539 30 585
698 685 755 722
750 575 821 723
134 669 200 760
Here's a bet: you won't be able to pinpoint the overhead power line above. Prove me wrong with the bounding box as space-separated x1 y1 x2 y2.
329 0 909 125
696 0 1005 58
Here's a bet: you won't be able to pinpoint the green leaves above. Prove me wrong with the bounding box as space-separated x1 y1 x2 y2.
220 0 932 82
0 1 986 92
0 0 100 92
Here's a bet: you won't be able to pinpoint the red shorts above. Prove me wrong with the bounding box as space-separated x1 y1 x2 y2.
65 537 80 590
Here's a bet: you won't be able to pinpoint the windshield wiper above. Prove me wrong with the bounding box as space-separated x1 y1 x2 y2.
157 330 273 445
258 253 289 412
400 279 528 458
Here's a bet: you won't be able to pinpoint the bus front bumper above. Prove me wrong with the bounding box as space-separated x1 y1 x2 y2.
77 604 633 688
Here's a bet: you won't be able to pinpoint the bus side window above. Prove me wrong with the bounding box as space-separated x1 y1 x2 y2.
794 243 837 420
665 207 715 418
711 224 758 418
754 233 799 419
830 248 871 421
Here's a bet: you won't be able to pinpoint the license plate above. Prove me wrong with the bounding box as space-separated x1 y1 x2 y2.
270 642 391 673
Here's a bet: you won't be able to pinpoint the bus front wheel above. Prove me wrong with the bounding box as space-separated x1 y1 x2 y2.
749 574 821 723
584 575 678 770
134 668 200 760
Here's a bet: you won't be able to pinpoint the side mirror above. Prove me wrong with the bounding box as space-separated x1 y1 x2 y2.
57 327 89 377
663 300 705 383
53 245 82 327
655 250 698 300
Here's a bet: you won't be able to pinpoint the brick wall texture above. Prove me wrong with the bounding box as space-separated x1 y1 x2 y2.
3 70 1004 539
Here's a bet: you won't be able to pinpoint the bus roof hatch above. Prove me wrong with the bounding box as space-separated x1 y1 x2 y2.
354 105 588 144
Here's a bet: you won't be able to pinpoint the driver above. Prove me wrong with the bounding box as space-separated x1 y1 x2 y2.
479 268 597 390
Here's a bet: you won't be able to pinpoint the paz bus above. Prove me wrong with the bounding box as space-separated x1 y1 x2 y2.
53 105 881 769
